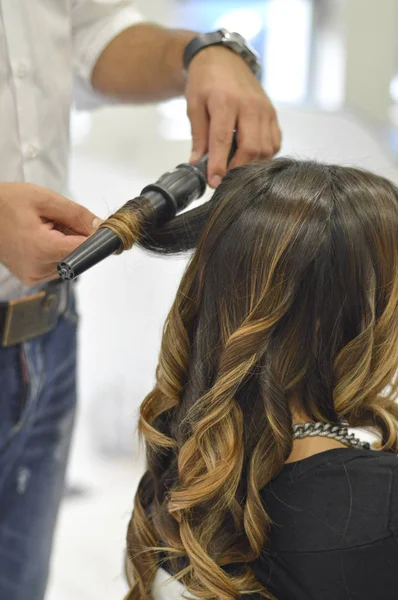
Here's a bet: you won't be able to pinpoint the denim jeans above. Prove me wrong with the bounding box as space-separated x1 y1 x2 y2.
0 294 78 600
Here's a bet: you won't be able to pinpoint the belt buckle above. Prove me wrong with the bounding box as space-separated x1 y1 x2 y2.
2 291 58 347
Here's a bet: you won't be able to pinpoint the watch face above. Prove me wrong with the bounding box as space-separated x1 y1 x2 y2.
228 31 245 45
224 31 260 63
184 27 261 77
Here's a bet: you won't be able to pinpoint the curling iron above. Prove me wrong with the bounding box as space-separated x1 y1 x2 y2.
57 135 237 281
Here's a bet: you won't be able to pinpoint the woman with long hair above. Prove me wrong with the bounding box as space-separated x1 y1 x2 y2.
115 158 398 599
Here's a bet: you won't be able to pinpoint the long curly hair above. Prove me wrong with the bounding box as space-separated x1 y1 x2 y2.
115 159 398 599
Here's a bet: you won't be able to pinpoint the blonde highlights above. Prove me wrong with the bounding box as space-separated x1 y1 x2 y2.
99 197 156 254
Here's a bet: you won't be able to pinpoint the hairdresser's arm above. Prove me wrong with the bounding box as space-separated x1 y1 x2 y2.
0 183 102 285
91 24 281 188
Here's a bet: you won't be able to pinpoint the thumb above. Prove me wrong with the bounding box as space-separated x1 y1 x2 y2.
187 100 209 163
39 191 101 237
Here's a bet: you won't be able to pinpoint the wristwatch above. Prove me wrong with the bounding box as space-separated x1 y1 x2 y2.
183 29 261 77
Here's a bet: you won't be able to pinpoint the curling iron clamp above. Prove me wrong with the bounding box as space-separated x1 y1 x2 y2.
57 134 238 281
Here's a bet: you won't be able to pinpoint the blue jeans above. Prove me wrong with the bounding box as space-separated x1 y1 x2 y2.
0 295 78 600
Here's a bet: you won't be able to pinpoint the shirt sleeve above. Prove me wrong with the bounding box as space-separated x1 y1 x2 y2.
389 463 398 546
72 0 144 110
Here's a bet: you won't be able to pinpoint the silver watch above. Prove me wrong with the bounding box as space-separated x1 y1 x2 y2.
183 28 261 77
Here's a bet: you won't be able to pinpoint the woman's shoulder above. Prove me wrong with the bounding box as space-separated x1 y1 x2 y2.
275 446 398 480
266 446 398 496
260 447 398 552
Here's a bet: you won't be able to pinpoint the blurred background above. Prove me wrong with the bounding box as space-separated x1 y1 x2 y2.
46 0 398 598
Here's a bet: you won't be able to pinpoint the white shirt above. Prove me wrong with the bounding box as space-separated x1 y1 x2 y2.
0 0 142 300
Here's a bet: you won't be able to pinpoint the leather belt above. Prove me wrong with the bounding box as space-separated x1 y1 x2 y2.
0 280 72 347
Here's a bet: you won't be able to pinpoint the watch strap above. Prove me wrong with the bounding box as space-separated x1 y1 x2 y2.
183 31 225 70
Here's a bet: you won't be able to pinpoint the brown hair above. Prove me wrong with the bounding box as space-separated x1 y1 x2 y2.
105 159 398 599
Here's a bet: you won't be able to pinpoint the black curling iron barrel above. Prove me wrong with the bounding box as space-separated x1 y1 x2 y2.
57 136 237 281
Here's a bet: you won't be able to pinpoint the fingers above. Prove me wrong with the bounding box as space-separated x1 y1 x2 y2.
187 99 209 163
38 230 100 283
185 47 282 187
40 229 91 264
228 106 262 170
27 268 62 286
26 243 82 285
206 99 281 181
37 190 100 237
229 106 281 171
24 230 89 285
207 101 237 188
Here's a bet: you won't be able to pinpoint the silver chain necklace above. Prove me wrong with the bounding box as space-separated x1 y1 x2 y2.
292 420 371 450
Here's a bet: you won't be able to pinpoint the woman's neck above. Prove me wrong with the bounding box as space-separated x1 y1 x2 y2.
285 398 348 464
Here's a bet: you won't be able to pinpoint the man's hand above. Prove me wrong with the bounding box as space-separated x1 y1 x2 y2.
185 46 281 188
91 23 281 188
0 183 102 286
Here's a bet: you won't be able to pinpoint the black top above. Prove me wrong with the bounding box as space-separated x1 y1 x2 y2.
162 447 398 599
251 447 398 600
